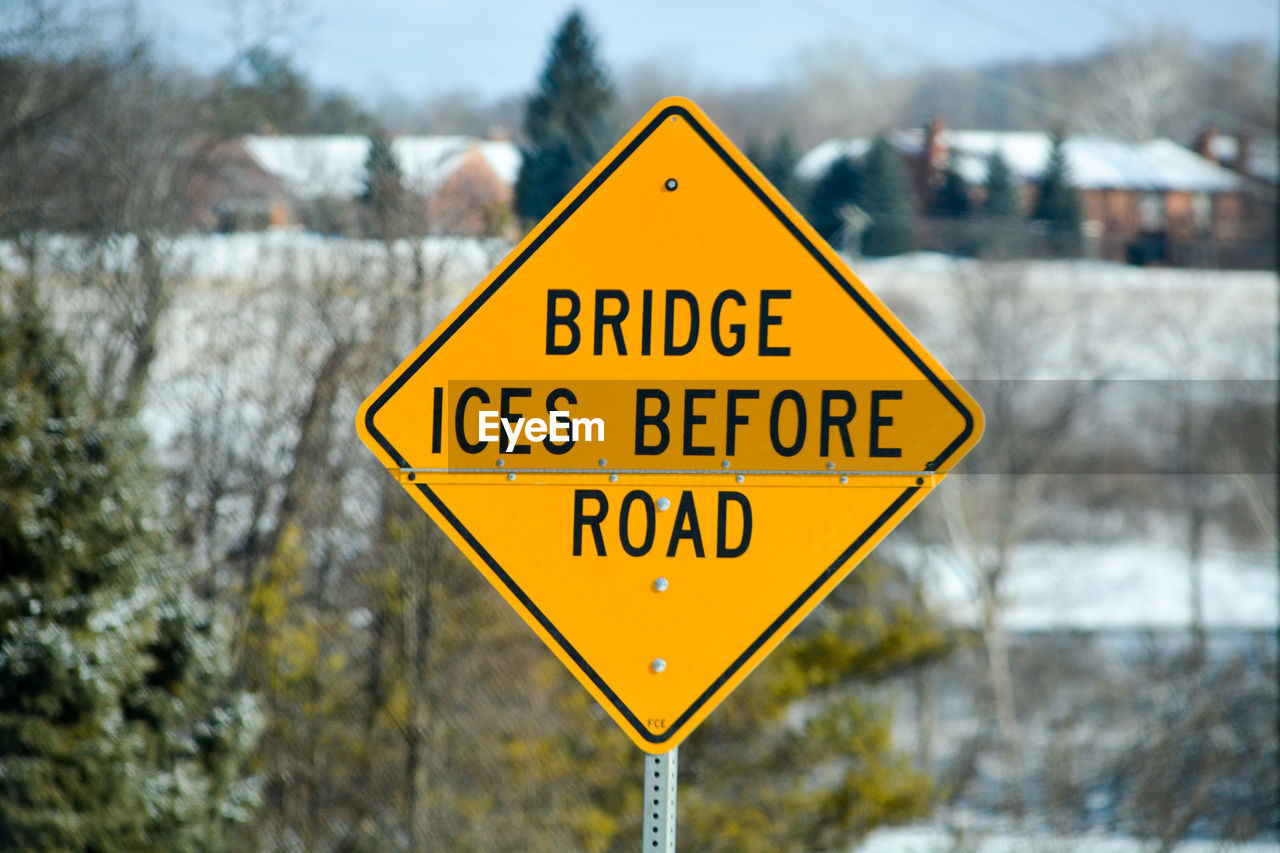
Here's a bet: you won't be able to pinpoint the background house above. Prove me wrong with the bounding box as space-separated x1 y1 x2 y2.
194 134 521 237
798 120 1269 267
186 138 297 232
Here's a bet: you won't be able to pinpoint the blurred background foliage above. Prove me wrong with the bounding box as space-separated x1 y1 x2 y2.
0 1 1276 851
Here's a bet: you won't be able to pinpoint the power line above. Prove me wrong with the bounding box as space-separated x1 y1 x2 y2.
933 0 1064 57
950 0 1277 138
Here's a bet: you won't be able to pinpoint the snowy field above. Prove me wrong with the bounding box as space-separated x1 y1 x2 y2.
852 826 1280 852
6 235 1276 635
6 234 1275 845
859 252 1277 381
883 538 1277 631
856 252 1277 633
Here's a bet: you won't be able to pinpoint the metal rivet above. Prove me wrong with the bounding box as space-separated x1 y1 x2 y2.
826 461 835 470
496 458 505 468
657 497 671 511
916 477 924 485
664 178 678 191
721 459 731 469
840 475 848 484
653 577 669 592
507 472 516 481
407 472 416 481
736 474 744 484
598 458 608 467
609 473 618 482
651 658 667 673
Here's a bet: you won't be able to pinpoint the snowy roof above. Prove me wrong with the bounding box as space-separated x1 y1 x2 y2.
795 138 874 180
798 130 1244 193
241 135 522 200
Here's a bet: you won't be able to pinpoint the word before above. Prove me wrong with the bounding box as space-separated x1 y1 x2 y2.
634 387 904 458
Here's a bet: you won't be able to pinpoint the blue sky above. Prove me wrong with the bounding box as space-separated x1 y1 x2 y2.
144 0 1278 100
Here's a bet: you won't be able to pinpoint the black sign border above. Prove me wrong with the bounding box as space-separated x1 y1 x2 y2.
364 103 976 745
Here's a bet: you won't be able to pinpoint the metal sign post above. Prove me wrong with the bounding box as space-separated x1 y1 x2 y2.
642 748 677 851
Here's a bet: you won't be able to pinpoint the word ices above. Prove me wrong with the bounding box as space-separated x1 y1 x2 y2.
477 410 604 453
573 489 752 558
546 288 791 357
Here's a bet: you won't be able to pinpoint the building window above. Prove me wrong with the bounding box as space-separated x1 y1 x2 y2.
1191 193 1212 233
1139 192 1165 231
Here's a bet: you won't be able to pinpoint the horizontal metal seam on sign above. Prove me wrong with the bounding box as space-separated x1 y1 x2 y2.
396 468 936 476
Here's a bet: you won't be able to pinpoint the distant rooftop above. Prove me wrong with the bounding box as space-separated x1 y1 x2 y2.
798 130 1244 193
242 135 521 200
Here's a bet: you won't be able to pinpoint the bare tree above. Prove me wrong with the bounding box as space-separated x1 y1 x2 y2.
912 260 1112 816
1080 31 1198 140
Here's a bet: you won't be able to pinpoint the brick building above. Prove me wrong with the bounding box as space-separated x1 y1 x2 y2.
799 120 1271 267
193 134 521 238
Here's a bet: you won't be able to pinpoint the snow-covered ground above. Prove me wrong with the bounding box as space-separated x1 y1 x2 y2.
855 252 1277 633
6 237 1276 635
852 826 1280 852
859 253 1277 381
884 538 1277 631
0 231 507 303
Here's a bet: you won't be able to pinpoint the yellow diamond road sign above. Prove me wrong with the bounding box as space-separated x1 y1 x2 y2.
357 97 983 753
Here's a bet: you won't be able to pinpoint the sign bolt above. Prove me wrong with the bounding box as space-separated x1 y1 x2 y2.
664 178 678 191
610 473 619 483
657 497 671 511
496 458 505 468
826 461 835 470
839 475 849 484
653 577 669 592
736 474 744 484
651 658 667 673
721 459 731 468
507 472 516 481
598 458 608 467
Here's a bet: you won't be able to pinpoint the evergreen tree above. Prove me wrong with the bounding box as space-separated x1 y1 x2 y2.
514 10 613 224
360 127 407 239
856 135 916 256
757 133 801 203
979 149 1020 257
983 149 1018 218
808 155 862 243
0 307 259 851
309 92 375 135
932 153 970 217
212 46 311 135
679 559 948 851
1032 129 1082 255
519 558 948 851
